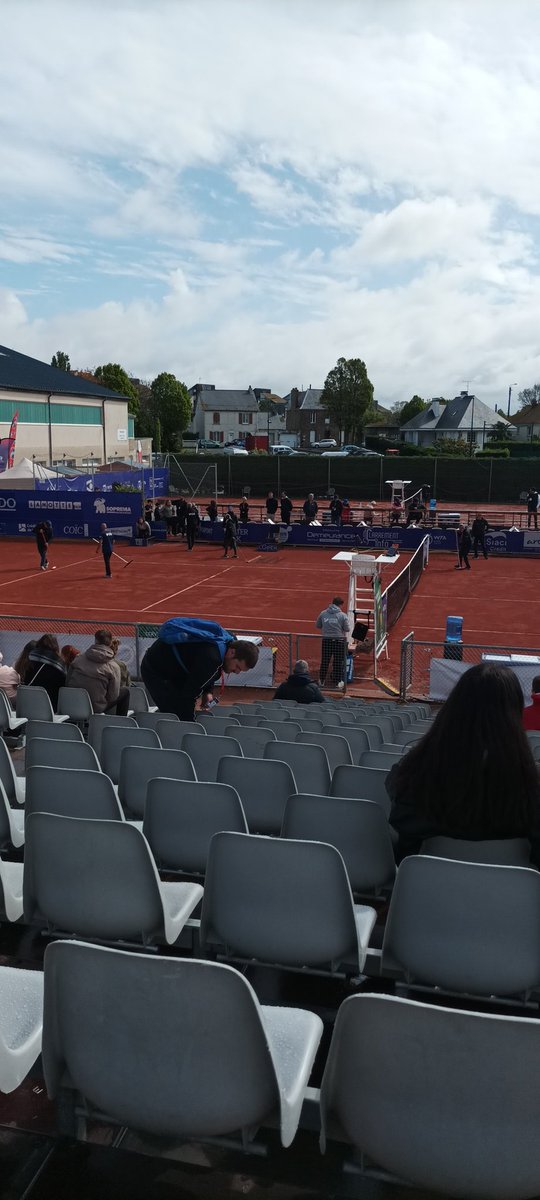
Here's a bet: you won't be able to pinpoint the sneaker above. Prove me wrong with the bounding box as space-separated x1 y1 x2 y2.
337 681 345 690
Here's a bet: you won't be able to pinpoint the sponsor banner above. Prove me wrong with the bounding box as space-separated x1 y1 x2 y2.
35 468 169 494
0 490 142 539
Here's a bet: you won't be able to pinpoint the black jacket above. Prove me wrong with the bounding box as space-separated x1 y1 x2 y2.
24 647 66 709
280 497 293 523
141 639 224 720
266 497 278 515
303 500 318 522
458 527 472 554
273 673 324 704
471 517 488 538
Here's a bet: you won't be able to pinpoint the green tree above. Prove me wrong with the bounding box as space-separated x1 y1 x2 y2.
320 356 374 442
518 384 540 409
51 350 71 371
94 363 139 418
487 421 509 441
398 395 427 426
150 372 191 451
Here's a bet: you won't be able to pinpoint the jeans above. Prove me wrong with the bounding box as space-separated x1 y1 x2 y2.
319 638 347 687
473 536 487 559
528 512 538 529
103 552 112 577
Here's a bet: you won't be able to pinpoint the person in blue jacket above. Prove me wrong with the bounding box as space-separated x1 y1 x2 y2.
96 523 114 577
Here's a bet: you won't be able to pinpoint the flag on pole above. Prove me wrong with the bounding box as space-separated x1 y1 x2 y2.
136 439 143 464
7 411 18 468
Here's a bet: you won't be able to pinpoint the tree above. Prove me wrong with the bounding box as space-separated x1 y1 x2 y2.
487 421 509 442
398 395 427 426
320 357 374 443
518 384 540 409
150 372 191 451
94 363 139 418
51 350 71 371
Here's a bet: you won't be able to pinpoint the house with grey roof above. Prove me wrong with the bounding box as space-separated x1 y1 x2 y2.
284 387 339 448
189 383 288 445
510 403 540 442
0 344 139 467
400 392 510 449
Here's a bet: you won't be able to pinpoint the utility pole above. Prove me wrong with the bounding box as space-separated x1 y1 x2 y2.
462 381 477 456
507 383 517 418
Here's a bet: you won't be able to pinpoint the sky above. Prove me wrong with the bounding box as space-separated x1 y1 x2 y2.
2 0 540 411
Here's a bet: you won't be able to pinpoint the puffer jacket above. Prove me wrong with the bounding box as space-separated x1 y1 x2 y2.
66 644 120 713
24 646 66 709
274 673 324 704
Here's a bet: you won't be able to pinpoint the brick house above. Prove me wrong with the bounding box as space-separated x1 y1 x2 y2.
284 387 339 448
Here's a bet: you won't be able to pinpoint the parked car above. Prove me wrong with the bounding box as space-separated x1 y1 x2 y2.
223 445 249 456
197 438 221 451
270 445 300 455
311 439 337 450
345 445 383 458
223 440 246 448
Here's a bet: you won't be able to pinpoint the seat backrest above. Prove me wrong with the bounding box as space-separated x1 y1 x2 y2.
128 685 150 713
196 715 241 735
100 725 161 784
0 688 15 733
361 715 400 742
25 719 83 744
25 737 101 773
296 732 352 773
253 708 290 722
224 726 276 758
320 992 540 1199
420 836 532 867
118 745 197 818
331 726 370 763
57 687 93 720
282 795 395 893
317 711 342 727
182 734 242 782
297 719 324 733
0 738 21 804
0 781 15 849
16 685 54 721
43 941 281 1142
201 831 359 968
234 715 267 727
258 720 302 741
208 705 243 718
24 814 165 941
135 712 179 731
331 765 390 816
87 714 137 758
144 778 248 872
217 756 296 834
156 719 206 749
382 855 540 996
393 729 423 747
360 750 401 771
264 741 331 796
353 723 383 749
25 766 123 821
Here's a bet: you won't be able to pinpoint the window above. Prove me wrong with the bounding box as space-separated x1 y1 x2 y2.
212 412 221 424
239 412 252 425
310 411 317 424
209 430 224 443
0 400 102 425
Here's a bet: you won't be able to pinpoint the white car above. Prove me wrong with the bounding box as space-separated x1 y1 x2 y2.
270 445 299 455
223 445 248 456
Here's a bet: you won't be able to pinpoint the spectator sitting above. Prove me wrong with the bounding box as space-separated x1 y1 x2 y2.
136 516 151 539
111 637 131 690
66 628 129 715
60 645 80 669
524 675 540 732
363 503 375 525
273 660 324 704
389 499 403 526
387 663 540 865
13 640 36 682
24 634 66 709
0 651 20 707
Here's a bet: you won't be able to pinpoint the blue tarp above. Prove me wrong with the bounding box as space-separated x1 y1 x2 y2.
35 467 169 494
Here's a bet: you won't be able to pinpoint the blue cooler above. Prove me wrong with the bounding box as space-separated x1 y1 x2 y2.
444 615 463 660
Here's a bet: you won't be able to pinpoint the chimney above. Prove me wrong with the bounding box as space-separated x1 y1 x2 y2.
430 400 440 418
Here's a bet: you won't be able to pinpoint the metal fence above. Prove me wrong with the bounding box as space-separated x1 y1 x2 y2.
399 635 540 701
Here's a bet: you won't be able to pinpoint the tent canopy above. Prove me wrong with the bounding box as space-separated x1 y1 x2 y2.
0 457 60 489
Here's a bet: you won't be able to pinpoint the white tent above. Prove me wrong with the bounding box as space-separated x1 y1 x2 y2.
0 457 60 489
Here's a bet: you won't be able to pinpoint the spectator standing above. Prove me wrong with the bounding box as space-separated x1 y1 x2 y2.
141 623 259 720
206 500 218 523
223 509 238 559
239 498 249 523
177 498 189 539
456 523 472 570
66 628 129 715
303 493 318 523
186 504 200 551
162 500 175 536
0 652 19 707
330 495 343 526
341 498 352 524
96 523 114 577
144 499 154 523
34 521 50 571
471 513 489 559
24 634 66 709
266 491 278 518
280 492 293 524
274 660 324 704
524 676 540 731
526 488 539 530
315 596 350 689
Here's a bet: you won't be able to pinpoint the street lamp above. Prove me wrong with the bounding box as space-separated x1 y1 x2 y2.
507 383 517 418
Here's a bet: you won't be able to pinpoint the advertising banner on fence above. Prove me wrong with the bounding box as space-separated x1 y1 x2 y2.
0 490 142 540
35 467 169 494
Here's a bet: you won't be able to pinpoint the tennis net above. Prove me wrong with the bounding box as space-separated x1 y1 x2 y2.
384 536 430 631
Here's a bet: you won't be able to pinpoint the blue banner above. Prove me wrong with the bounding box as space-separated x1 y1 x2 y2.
0 490 142 540
35 467 169 494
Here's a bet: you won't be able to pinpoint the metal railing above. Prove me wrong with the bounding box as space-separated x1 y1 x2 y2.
399 635 540 700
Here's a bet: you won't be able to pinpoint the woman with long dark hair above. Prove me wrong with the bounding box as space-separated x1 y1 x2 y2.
388 663 540 865
23 634 66 710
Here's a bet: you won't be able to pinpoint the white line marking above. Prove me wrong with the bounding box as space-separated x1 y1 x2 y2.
140 566 235 612
0 556 94 590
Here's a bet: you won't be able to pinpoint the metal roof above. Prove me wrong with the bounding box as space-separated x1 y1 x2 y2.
0 345 129 400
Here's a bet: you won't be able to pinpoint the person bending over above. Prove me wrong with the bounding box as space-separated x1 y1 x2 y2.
141 624 259 720
274 659 324 704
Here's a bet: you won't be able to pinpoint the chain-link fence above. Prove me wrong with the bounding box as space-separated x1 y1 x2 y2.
399 635 540 701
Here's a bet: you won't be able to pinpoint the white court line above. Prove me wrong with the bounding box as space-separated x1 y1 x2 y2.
140 566 235 612
246 555 262 564
0 555 94 591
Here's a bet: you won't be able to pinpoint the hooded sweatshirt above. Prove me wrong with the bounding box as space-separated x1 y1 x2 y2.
315 603 350 639
524 693 540 732
0 652 19 701
66 643 120 713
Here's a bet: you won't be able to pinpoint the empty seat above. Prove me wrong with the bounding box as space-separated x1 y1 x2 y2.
317 711 343 727
87 714 137 759
296 719 325 733
206 705 243 719
144 778 248 873
156 719 206 749
420 836 532 866
0 689 26 737
258 720 302 741
282 795 395 894
393 729 424 747
0 783 25 850
360 750 402 771
16 686 69 723
118 745 197 819
182 734 243 783
134 712 179 731
252 708 290 723
24 813 203 945
264 742 331 797
331 765 391 816
296 732 352 774
320 992 540 1200
217 757 297 834
234 715 268 728
0 966 43 1094
128 684 155 713
25 719 83 744
197 714 241 736
382 855 540 997
99 725 161 784
201 832 376 973
0 859 23 922
25 737 101 774
25 766 123 821
354 723 384 749
224 725 276 758
330 726 370 763
57 687 94 723
43 941 323 1147
0 738 25 806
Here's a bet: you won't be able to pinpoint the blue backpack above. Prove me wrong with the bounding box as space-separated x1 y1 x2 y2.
158 618 235 668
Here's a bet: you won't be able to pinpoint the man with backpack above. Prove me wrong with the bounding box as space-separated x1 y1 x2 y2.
140 618 259 719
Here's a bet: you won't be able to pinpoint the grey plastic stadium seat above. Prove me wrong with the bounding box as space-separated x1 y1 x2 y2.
264 741 331 796
87 714 137 758
420 835 532 867
0 966 43 1094
330 726 370 763
99 725 161 784
208 705 243 718
360 718 396 742
134 712 179 731
57 686 94 723
320 992 540 1200
0 859 23 922
360 750 402 771
156 719 206 749
296 732 352 774
196 714 241 736
382 855 540 997
0 689 26 736
282 795 395 895
393 729 423 747
317 711 343 727
234 715 268 727
43 941 323 1148
354 723 384 749
24 813 203 945
217 757 297 834
224 725 276 758
25 737 101 774
25 766 123 822
0 782 25 850
182 734 243 782
253 707 290 722
531 741 540 764
144 778 248 873
331 765 391 817
296 719 325 733
0 738 25 806
258 720 302 741
128 684 156 713
201 832 376 973
25 719 83 744
118 745 197 819
16 685 69 723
